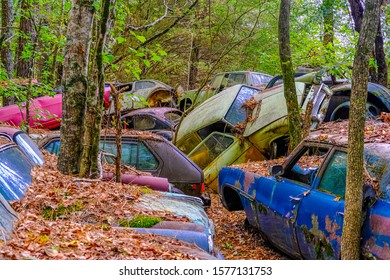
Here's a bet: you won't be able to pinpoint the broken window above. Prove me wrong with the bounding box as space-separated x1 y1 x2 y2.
283 145 329 186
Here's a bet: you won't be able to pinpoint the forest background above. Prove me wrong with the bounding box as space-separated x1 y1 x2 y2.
1 0 389 100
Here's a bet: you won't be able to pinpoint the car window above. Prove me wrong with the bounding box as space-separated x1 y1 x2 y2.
283 146 329 186
228 73 246 85
0 146 33 200
224 86 259 126
251 73 272 86
164 111 182 124
99 141 158 171
188 132 234 169
134 81 155 90
318 151 347 197
44 139 61 155
209 74 224 89
134 116 156 130
364 143 390 200
177 133 203 155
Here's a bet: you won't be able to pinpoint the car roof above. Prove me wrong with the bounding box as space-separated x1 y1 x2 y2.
307 120 390 147
176 84 253 141
121 107 182 118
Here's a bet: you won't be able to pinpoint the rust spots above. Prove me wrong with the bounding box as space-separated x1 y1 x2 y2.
243 172 255 194
370 214 390 236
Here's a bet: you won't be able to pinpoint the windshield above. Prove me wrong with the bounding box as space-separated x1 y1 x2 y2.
15 132 44 166
0 146 33 200
224 86 259 126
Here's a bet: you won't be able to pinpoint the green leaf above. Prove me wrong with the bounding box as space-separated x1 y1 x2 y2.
151 54 161 62
158 50 167 56
117 37 126 44
143 60 151 67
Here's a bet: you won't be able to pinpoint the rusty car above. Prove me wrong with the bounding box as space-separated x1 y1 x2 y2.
121 107 182 141
38 131 208 203
174 72 390 191
106 80 178 114
218 120 390 259
177 71 272 111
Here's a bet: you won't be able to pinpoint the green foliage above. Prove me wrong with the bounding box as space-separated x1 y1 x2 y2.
42 201 84 220
119 215 163 228
0 0 385 94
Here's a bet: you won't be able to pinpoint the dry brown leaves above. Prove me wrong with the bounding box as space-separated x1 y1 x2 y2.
230 158 286 176
311 119 390 145
0 152 203 260
206 193 286 260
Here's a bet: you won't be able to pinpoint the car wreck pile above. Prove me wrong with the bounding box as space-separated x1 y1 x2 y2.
1 72 390 260
0 152 219 260
218 116 390 260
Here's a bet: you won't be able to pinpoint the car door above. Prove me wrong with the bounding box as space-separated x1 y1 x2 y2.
257 144 330 259
294 149 347 259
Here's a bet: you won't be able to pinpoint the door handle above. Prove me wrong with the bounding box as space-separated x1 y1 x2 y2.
337 211 344 217
289 196 302 202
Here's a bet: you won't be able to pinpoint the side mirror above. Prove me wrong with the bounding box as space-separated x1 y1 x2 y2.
270 165 284 177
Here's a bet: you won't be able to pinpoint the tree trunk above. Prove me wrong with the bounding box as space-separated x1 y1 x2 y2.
1 0 15 105
322 0 335 49
348 0 387 86
278 0 302 151
58 0 95 175
79 0 114 178
16 0 35 78
341 0 380 260
374 21 387 87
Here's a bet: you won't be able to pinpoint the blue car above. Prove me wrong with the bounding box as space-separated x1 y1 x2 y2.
219 121 390 259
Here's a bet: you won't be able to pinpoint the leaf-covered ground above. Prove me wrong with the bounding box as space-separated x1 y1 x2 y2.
206 193 287 260
0 152 207 260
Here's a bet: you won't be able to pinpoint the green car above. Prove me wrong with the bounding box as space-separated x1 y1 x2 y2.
177 71 272 111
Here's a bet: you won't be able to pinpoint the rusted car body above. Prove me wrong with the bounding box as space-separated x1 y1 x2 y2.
178 71 272 111
106 80 177 114
174 72 390 191
218 122 390 259
38 132 207 201
121 107 182 141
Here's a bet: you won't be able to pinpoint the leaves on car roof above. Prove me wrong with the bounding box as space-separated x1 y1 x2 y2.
0 152 205 260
